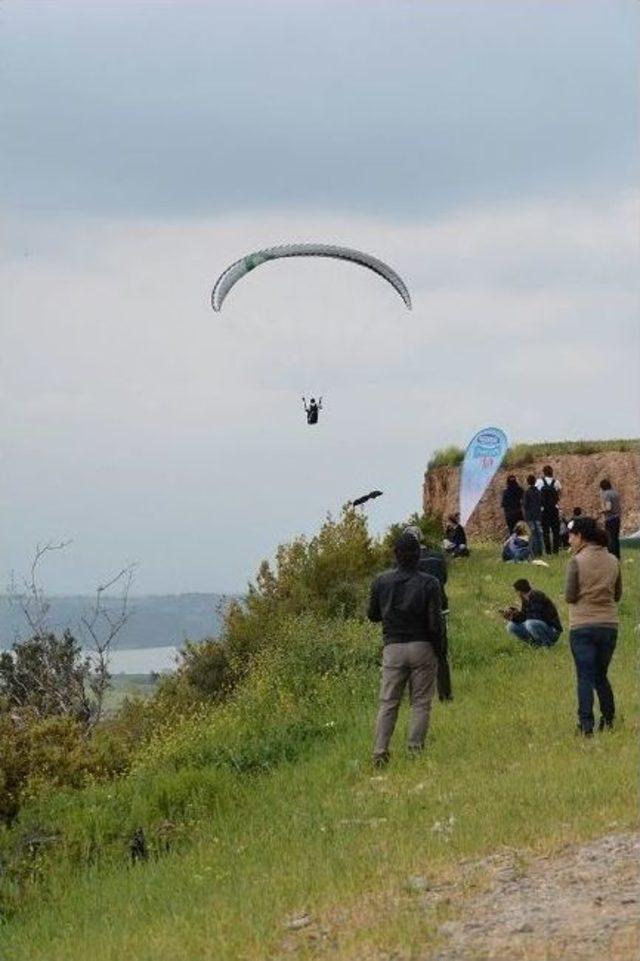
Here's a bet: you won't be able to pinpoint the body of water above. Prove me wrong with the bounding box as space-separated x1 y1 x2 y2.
108 645 180 675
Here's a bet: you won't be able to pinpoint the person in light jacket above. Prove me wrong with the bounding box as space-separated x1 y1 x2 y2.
565 516 622 736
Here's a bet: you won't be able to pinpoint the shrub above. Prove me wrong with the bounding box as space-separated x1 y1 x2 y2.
0 631 95 723
427 445 465 469
0 709 141 825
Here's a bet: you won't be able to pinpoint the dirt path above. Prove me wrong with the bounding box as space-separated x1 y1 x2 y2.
279 832 639 960
429 832 639 961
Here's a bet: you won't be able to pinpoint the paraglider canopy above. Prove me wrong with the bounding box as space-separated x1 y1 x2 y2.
211 244 412 311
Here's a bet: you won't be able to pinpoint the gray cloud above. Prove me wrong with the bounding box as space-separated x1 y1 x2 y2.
2 196 638 591
1 1 638 220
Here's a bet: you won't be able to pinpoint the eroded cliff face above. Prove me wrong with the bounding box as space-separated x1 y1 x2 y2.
423 451 640 539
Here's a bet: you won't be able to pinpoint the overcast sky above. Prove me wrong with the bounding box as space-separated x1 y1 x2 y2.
2 0 638 594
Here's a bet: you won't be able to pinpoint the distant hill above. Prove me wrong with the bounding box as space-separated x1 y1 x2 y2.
0 593 229 651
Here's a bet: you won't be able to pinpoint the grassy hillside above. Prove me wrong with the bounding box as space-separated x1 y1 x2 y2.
427 438 639 470
1 546 637 961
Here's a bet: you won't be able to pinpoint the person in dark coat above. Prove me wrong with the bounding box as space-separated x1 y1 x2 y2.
537 465 562 554
302 396 322 425
444 514 469 558
502 578 562 647
501 475 524 533
523 474 543 558
368 533 443 765
405 525 452 701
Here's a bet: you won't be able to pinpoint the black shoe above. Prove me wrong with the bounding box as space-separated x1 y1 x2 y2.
575 724 593 738
598 717 614 732
373 753 389 769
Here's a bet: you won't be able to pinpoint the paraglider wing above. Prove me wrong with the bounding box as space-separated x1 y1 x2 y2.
352 490 384 507
459 427 508 527
211 244 411 311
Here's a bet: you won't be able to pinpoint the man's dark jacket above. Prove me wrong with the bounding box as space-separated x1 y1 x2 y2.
523 486 542 522
368 566 443 654
512 590 562 632
418 547 449 611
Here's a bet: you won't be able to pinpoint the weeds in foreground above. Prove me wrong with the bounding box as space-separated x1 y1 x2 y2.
0 547 637 961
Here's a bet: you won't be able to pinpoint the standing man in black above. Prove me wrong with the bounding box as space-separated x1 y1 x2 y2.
537 465 562 555
523 474 543 558
501 475 524 533
405 525 452 701
368 533 443 766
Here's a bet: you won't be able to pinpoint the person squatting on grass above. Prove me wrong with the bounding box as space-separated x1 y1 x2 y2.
502 578 562 647
368 532 443 765
404 525 453 701
565 516 622 736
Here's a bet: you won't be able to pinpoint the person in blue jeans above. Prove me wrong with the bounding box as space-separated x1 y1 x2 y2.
523 474 544 558
565 516 622 735
502 578 562 647
502 522 533 562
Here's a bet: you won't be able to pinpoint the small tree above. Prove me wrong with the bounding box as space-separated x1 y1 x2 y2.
0 630 93 722
3 542 135 726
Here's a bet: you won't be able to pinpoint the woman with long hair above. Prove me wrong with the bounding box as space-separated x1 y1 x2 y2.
565 516 622 736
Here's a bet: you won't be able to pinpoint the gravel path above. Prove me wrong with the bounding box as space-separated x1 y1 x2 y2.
429 832 639 960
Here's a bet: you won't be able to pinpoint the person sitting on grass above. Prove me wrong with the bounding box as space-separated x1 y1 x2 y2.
501 577 562 647
443 513 470 558
502 521 533 563
560 507 582 548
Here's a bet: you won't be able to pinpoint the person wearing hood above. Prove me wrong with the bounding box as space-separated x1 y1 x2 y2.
405 525 452 701
501 475 524 533
565 516 622 736
368 532 443 765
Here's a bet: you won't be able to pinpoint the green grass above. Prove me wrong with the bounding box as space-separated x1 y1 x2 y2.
1 548 637 961
428 438 639 470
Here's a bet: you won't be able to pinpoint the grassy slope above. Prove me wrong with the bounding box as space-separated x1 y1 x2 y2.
428 438 639 469
1 548 638 961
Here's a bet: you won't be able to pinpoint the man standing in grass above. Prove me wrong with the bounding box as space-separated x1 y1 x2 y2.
537 465 562 555
368 532 443 766
523 474 544 558
404 524 453 702
502 578 562 647
599 479 622 558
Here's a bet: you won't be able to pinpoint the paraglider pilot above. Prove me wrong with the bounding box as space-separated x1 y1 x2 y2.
302 396 322 425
